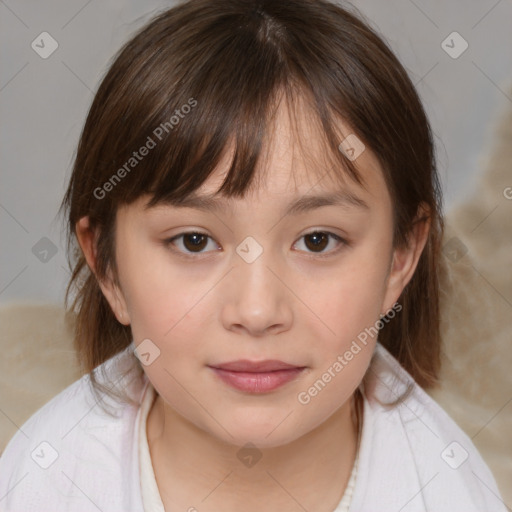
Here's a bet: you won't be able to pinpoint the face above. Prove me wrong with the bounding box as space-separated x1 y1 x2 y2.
80 98 425 448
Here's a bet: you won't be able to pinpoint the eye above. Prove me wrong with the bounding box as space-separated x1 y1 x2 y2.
164 231 220 257
293 231 346 256
164 230 347 259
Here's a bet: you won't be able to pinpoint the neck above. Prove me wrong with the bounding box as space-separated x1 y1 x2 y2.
146 389 362 512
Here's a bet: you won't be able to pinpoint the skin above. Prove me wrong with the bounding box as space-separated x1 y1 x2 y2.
77 95 429 511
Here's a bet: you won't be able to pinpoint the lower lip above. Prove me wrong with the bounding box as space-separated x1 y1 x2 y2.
209 367 306 393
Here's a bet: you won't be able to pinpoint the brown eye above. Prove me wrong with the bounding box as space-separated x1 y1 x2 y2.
165 231 219 256
182 232 208 252
294 231 346 256
165 230 346 259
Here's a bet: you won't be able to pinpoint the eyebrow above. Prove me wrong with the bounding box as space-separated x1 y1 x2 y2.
149 190 369 215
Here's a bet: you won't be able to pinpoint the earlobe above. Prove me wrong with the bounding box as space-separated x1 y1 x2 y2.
108 283 131 326
75 216 131 326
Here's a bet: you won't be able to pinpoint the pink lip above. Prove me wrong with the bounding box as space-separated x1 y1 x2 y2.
211 359 301 372
208 360 306 393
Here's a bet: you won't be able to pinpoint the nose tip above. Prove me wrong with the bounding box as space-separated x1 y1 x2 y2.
229 319 286 337
221 260 293 338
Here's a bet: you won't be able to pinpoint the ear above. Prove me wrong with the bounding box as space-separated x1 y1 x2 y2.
75 216 131 326
381 203 431 315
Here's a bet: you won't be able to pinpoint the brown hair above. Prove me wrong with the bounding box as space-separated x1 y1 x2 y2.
59 0 444 408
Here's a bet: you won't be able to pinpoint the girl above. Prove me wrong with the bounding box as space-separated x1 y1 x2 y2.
0 0 506 510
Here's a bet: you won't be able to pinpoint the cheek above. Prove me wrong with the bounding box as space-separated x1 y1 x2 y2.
116 242 201 340
307 240 392 342
119 247 225 382
295 250 390 412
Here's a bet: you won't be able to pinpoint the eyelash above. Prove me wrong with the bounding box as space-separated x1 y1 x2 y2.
163 230 348 260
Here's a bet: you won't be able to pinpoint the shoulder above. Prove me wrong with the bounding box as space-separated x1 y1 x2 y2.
349 342 507 512
0 343 147 512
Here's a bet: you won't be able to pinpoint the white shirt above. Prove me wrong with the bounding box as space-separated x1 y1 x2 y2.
0 342 506 511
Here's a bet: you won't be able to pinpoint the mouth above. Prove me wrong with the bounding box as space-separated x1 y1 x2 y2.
207 360 307 393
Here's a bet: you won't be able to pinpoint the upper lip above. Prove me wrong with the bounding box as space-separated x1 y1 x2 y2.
209 360 304 372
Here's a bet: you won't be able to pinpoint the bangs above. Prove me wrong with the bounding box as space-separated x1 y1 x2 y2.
143 84 363 209
92 1 366 212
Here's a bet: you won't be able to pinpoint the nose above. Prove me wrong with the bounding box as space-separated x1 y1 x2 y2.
220 253 293 337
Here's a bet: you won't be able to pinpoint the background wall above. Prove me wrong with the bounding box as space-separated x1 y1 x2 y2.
1 0 512 305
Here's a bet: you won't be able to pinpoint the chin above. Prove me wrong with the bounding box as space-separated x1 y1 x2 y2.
208 418 305 450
